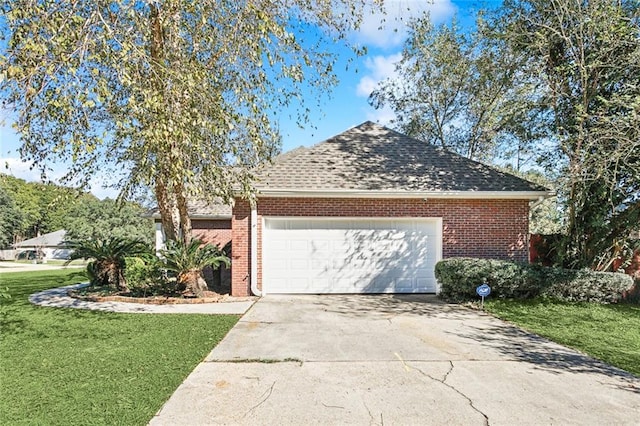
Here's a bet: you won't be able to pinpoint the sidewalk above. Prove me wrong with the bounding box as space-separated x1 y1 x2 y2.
28 283 255 315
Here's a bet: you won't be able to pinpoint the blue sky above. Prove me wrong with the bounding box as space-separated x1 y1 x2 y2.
0 0 496 199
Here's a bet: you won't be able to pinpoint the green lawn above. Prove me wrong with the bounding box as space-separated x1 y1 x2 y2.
0 269 239 425
1 259 88 266
485 299 640 376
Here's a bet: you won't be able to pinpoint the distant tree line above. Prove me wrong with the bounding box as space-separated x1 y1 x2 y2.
0 174 153 249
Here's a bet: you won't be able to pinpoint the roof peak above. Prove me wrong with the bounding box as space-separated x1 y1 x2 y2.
255 122 548 194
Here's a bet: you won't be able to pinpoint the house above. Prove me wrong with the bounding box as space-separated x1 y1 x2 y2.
152 200 232 252
152 200 232 288
13 229 71 261
163 122 551 296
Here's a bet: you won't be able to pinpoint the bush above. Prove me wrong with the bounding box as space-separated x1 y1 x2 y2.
65 237 149 291
543 268 635 303
435 257 634 304
160 239 229 297
123 256 175 297
124 256 164 287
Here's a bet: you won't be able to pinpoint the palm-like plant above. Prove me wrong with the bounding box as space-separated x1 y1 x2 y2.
66 237 150 292
160 239 230 297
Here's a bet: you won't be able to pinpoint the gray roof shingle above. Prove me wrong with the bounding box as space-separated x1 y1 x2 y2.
149 199 231 219
14 229 67 248
185 199 232 217
255 121 547 193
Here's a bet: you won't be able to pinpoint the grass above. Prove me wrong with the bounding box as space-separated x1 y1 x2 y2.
485 299 640 376
1 259 87 266
0 269 239 425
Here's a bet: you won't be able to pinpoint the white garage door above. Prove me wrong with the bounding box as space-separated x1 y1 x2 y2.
263 218 441 294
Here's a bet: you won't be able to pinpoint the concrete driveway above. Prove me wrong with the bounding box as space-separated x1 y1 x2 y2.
151 295 640 425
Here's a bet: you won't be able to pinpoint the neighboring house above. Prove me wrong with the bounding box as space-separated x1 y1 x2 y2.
160 122 552 296
13 229 71 261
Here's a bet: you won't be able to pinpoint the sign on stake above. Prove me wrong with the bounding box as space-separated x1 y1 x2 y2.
476 282 491 309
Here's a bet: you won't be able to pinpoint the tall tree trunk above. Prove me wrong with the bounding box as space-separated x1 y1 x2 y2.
174 180 192 245
148 4 191 245
155 174 180 242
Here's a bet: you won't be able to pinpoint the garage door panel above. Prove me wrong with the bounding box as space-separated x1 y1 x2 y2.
416 278 436 292
264 218 441 294
290 259 309 270
311 240 330 252
289 240 308 251
269 239 288 251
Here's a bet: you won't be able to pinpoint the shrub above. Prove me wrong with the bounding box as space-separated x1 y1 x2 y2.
542 268 635 303
65 237 150 292
623 280 640 304
160 239 230 297
124 255 171 295
435 257 634 304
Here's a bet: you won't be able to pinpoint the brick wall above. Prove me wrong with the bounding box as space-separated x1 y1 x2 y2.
191 219 232 291
231 197 530 296
231 202 251 296
191 219 232 248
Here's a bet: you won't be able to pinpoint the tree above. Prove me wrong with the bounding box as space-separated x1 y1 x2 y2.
64 197 154 244
369 13 549 164
160 239 229 297
0 173 78 241
0 173 152 245
0 186 22 249
500 0 640 269
1 0 380 245
499 166 563 235
66 237 149 292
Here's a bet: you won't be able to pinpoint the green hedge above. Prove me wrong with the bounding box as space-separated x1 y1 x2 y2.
435 257 634 303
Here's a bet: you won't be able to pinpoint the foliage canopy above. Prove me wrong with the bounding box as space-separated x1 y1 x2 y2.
1 0 381 244
498 0 640 269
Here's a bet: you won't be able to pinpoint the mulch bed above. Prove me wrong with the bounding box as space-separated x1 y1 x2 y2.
68 290 255 305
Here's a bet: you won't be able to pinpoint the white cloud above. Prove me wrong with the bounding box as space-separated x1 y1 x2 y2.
365 104 396 125
89 183 119 200
356 52 403 125
356 52 402 98
1 157 43 182
355 0 457 49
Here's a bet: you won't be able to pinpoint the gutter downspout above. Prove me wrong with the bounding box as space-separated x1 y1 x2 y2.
250 202 262 297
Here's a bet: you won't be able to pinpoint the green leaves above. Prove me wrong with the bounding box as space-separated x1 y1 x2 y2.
2 0 379 243
370 13 543 164
499 0 640 269
160 239 230 275
66 236 150 290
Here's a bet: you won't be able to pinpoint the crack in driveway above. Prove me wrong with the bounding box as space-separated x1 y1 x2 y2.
242 380 276 419
409 360 490 426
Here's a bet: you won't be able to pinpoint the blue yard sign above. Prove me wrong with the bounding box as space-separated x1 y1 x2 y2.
476 283 491 308
476 283 491 297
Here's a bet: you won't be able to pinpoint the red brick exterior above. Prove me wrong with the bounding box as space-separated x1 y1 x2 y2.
231 197 530 296
231 202 251 296
191 219 232 248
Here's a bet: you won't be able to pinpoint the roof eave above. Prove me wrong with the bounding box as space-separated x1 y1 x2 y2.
255 189 554 200
150 213 232 220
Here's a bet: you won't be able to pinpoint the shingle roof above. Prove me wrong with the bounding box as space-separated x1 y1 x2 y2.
148 199 231 219
255 121 547 194
14 230 67 248
185 199 232 217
